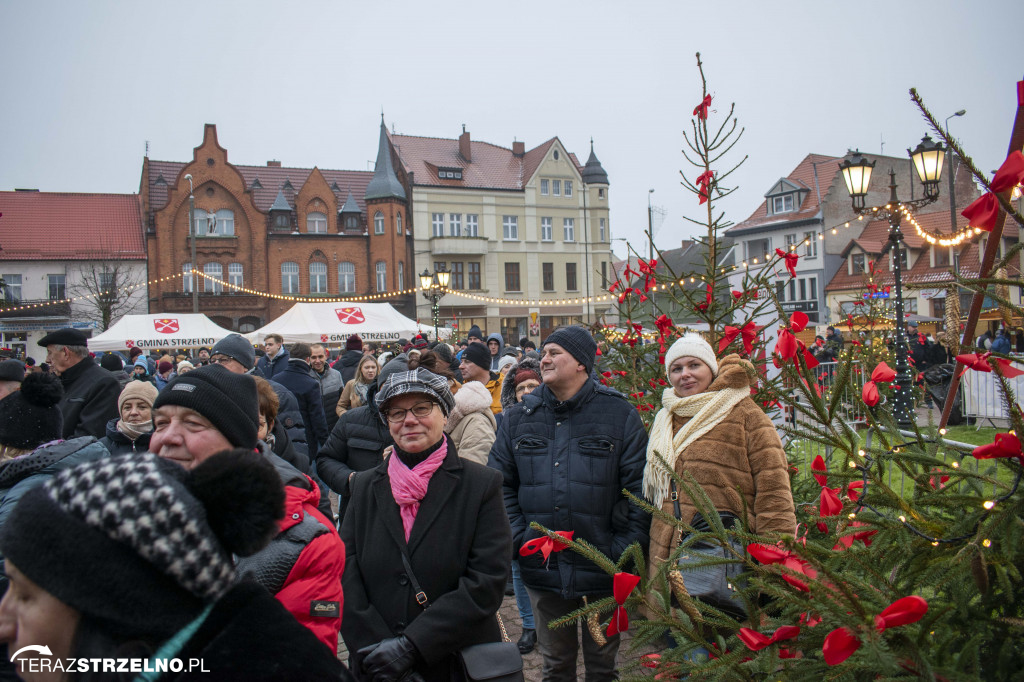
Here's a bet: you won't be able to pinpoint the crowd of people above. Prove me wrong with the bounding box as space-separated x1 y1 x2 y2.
0 321 805 681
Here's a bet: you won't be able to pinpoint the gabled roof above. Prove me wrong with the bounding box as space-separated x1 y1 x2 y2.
764 177 807 197
339 190 360 214
0 192 145 260
727 153 843 234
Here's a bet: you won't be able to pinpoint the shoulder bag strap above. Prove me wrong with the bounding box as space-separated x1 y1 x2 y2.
399 551 431 610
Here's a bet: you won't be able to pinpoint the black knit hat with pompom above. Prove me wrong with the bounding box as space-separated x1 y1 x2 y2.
0 371 64 450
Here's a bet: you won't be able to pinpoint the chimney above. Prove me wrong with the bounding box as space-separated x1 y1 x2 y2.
267 160 282 167
681 239 694 250
459 128 471 163
512 141 525 157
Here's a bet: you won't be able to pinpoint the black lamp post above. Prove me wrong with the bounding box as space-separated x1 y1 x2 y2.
839 135 945 426
419 265 450 340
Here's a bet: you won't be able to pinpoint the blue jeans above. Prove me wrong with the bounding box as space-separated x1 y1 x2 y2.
510 559 534 629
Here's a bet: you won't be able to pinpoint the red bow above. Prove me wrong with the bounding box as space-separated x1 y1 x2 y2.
747 543 817 592
696 170 715 204
928 468 950 490
738 625 800 652
520 531 574 563
833 521 876 551
955 352 1024 378
694 284 713 312
605 572 641 637
861 361 896 407
961 151 1024 231
823 596 928 666
812 455 842 518
638 258 658 292
776 311 809 359
961 193 999 232
719 321 757 354
972 432 1023 464
693 94 712 120
654 314 674 339
608 280 621 294
775 248 800 278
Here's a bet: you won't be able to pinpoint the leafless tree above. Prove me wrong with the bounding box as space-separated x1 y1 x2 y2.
68 262 146 331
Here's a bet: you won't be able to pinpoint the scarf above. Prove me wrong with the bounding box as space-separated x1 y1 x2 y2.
642 385 750 509
116 419 153 442
388 436 449 541
354 381 371 406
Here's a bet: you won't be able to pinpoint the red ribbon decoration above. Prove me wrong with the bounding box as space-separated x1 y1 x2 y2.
991 150 1024 193
719 321 757 354
696 170 715 205
637 258 659 293
737 625 800 652
608 280 621 294
955 352 1024 379
694 284 713 312
776 311 809 359
605 572 641 637
747 543 817 592
822 627 861 666
693 94 712 120
822 596 928 666
972 432 1023 464
519 530 574 563
812 455 842 518
861 361 897 407
961 150 1024 231
833 521 876 551
774 248 800 278
961 193 999 232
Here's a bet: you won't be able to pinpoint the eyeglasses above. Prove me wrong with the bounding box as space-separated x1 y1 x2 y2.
383 401 437 423
211 356 234 366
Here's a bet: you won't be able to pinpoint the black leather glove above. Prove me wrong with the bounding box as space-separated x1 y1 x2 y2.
359 636 420 682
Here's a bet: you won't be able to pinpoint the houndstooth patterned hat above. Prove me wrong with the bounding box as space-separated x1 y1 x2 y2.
375 367 455 420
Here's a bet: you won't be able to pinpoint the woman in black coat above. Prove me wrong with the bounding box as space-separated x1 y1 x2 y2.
341 368 511 682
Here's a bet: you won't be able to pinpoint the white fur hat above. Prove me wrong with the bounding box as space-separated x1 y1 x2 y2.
664 334 719 377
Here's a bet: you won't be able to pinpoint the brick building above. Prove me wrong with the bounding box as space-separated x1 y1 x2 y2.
141 122 413 331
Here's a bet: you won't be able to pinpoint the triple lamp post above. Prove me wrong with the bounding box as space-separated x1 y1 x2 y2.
419 265 451 341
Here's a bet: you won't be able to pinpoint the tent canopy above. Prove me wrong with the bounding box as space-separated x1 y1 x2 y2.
247 302 448 345
87 314 236 352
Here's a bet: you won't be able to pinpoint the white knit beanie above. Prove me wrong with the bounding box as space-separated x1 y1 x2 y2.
664 334 718 377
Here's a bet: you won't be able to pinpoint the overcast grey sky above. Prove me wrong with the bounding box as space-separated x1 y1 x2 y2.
1 0 1020 261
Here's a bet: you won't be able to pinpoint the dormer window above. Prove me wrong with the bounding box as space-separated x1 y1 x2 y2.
772 194 795 214
851 253 866 273
438 167 463 180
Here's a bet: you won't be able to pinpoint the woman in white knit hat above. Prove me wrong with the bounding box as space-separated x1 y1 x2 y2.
643 334 796 612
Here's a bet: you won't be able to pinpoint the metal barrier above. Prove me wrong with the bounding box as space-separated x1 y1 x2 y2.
961 355 1024 424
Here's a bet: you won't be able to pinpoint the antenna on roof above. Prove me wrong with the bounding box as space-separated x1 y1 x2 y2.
145 140 149 158
462 124 466 134
880 134 885 156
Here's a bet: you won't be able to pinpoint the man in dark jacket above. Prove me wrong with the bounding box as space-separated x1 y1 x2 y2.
274 343 329 453
310 343 344 432
489 326 649 682
257 333 289 379
38 328 119 439
333 334 365 384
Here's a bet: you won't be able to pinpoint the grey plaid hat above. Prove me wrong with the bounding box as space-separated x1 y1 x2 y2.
375 367 455 420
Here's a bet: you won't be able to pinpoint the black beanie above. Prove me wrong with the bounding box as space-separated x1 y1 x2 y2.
543 326 597 375
467 325 483 341
153 364 259 449
0 372 64 450
462 342 491 372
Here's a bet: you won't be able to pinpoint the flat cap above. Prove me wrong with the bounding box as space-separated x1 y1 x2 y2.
38 328 90 347
0 359 25 382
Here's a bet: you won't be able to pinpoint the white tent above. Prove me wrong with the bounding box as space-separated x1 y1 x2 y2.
247 302 449 345
87 314 237 351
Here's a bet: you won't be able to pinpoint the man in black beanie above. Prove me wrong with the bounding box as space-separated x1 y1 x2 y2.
488 326 649 681
458 341 502 414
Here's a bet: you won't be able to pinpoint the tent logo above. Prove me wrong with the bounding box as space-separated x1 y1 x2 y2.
154 318 179 334
125 340 134 348
320 334 329 343
335 307 365 325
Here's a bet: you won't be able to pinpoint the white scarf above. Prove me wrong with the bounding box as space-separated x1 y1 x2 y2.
642 385 750 509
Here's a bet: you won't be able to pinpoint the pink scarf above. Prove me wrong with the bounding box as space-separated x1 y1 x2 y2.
388 438 449 541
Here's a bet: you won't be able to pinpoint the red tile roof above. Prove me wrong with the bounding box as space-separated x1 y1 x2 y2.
0 192 145 260
146 160 374 213
727 154 844 234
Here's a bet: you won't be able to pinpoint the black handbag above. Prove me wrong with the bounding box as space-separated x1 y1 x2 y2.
670 481 748 619
399 553 524 682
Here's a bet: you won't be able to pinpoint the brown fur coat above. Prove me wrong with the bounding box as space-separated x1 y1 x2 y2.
648 355 796 570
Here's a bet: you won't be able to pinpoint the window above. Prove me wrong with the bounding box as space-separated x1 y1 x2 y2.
1 274 21 301
375 262 387 292
809 276 817 300
552 180 561 196
374 211 385 235
798 278 807 301
599 218 606 241
437 167 462 180
344 214 359 230
934 246 950 266
432 213 444 237
338 262 355 293
281 262 299 294
788 279 796 301
450 262 464 289
803 231 818 258
434 261 447 274
465 214 479 237
563 218 575 242
566 262 578 291
772 194 794 214
398 262 404 291
852 253 866 273
307 212 327 233
541 217 553 241
468 262 481 289
449 213 461 237
396 212 403 235
892 248 908 269
203 262 223 293
540 179 549 195
309 262 327 294
504 262 521 291
274 213 291 230
542 263 554 291
745 238 770 261
601 261 608 286
785 234 797 252
228 263 243 289
776 282 786 302
503 215 518 240
214 209 235 235
47 274 65 301
182 263 193 293
598 188 605 199
564 180 572 197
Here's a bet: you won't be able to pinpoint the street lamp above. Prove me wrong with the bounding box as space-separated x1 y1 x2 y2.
839 135 945 426
646 189 655 263
945 110 966 270
185 174 198 313
420 264 450 340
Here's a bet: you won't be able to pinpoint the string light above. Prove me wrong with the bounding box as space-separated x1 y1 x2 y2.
192 271 420 302
0 272 187 313
982 539 992 548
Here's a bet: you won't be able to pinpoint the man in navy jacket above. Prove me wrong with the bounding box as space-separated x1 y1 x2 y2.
274 342 329 452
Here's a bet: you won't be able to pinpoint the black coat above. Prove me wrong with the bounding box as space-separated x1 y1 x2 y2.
257 347 290 380
269 421 333 522
57 357 120 439
258 376 308 457
334 350 364 385
275 360 330 451
316 404 393 524
340 440 510 682
489 379 650 598
98 418 152 456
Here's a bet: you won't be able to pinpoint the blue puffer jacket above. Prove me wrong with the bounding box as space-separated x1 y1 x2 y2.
489 379 650 599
